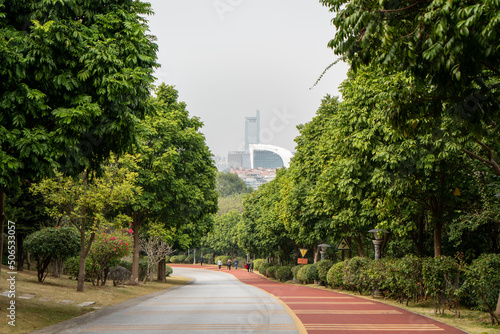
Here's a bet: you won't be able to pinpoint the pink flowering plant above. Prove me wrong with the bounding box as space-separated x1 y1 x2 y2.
86 228 133 286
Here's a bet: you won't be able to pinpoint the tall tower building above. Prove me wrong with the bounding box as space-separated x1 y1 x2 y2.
245 110 260 152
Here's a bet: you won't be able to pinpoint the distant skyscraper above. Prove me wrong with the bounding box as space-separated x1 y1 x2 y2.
245 110 260 152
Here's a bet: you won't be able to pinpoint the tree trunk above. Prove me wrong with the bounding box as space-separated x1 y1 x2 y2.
130 213 141 284
433 219 442 257
77 228 95 292
0 188 5 275
495 291 500 317
157 259 166 282
355 235 365 257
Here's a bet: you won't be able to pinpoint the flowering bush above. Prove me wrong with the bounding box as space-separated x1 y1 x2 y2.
87 228 133 286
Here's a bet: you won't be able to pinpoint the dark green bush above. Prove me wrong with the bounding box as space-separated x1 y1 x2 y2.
317 260 333 283
64 256 92 280
266 266 277 278
117 260 132 271
259 262 272 276
276 266 293 282
165 265 173 277
422 256 462 316
296 263 319 284
169 255 187 263
25 227 80 282
326 261 345 288
462 253 500 325
343 257 372 293
292 265 303 282
253 259 264 271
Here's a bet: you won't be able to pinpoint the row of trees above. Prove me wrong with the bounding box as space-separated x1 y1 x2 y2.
201 0 498 265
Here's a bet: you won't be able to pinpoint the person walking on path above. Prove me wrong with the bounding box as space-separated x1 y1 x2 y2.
249 260 254 273
227 259 232 270
199 256 204 266
246 261 250 273
217 259 222 270
234 258 239 270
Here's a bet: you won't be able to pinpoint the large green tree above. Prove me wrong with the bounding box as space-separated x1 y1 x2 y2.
320 0 500 175
127 84 218 283
31 158 139 291
0 0 158 273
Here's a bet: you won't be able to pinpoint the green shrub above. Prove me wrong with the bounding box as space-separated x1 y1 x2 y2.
266 266 277 278
164 256 171 263
343 257 372 293
462 254 500 325
117 260 132 271
291 265 303 281
24 227 80 282
253 259 264 271
165 265 173 277
64 256 92 280
275 266 293 282
422 256 462 316
296 263 319 284
170 255 187 263
317 260 333 283
327 261 345 288
259 262 272 276
139 258 149 280
388 255 425 304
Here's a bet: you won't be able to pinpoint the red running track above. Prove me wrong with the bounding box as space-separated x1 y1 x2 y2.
170 264 467 334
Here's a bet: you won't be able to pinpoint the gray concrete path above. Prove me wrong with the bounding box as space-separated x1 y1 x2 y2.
31 268 299 334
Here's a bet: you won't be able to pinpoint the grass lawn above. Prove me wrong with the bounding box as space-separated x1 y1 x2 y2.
0 265 190 334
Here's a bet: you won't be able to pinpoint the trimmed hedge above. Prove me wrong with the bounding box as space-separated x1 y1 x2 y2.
296 263 319 284
253 259 264 272
259 262 272 276
266 266 277 278
275 266 293 282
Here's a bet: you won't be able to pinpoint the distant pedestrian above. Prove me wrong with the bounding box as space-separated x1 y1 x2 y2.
234 258 239 270
200 256 204 266
249 261 254 273
246 262 250 273
217 259 222 270
227 259 232 270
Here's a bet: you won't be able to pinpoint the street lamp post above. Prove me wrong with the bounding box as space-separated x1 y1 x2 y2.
368 229 387 298
318 243 331 261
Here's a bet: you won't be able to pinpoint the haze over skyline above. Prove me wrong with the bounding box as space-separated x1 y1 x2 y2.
145 0 349 157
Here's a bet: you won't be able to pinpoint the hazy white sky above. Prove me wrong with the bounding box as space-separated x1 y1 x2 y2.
145 0 349 156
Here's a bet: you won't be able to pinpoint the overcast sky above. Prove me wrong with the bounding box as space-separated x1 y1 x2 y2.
145 0 349 157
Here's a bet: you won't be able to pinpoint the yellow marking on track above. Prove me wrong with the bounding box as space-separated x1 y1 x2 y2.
304 324 444 331
294 309 402 315
84 324 298 331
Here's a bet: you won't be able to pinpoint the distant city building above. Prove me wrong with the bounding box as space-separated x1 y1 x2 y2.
249 144 293 169
245 110 260 152
214 155 229 171
227 110 293 188
231 167 277 189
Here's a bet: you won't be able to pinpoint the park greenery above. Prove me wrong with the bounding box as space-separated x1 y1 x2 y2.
1 0 499 330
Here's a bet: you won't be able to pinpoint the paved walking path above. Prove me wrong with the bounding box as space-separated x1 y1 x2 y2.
172 264 467 334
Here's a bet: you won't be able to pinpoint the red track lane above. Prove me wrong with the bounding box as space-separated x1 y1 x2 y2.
170 264 467 334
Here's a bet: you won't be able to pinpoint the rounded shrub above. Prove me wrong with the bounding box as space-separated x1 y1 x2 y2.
259 262 272 276
462 253 500 323
326 261 345 288
317 260 333 283
291 265 303 282
296 263 319 284
253 259 264 271
25 226 80 282
422 256 461 315
266 266 277 278
275 266 293 282
343 257 372 293
65 256 92 280
165 265 173 277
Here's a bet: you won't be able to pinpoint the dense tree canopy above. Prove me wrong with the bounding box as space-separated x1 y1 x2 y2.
127 84 218 282
0 0 158 273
